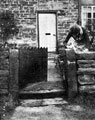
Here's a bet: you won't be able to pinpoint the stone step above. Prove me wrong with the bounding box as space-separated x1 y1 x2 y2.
19 81 65 99
20 98 68 107
19 89 66 99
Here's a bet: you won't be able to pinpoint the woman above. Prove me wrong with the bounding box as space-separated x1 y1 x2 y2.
63 22 90 52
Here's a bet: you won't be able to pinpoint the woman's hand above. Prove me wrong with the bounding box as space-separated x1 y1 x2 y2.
63 42 67 48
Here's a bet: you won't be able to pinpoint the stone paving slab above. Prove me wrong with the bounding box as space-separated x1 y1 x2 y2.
20 98 68 107
4 96 95 120
48 58 62 82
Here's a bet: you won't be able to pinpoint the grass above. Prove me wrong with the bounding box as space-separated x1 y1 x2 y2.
0 94 19 119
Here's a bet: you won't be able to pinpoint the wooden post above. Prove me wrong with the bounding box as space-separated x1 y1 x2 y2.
9 49 19 100
65 49 78 99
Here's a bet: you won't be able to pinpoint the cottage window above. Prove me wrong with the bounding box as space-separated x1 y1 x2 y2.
81 6 95 38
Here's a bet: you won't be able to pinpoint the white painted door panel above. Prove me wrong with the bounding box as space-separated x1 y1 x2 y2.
39 13 56 52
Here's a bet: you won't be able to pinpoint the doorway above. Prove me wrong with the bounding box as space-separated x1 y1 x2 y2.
38 12 57 52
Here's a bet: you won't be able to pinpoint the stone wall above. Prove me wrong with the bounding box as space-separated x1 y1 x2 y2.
0 0 79 50
0 48 19 118
0 47 9 94
0 47 19 101
63 49 95 98
0 46 47 97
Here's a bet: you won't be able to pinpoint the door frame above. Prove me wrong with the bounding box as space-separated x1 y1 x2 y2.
37 10 58 53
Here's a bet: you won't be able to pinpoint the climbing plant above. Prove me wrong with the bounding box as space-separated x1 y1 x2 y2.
0 10 19 44
85 20 95 44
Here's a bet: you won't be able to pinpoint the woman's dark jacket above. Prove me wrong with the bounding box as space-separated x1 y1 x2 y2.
64 27 90 49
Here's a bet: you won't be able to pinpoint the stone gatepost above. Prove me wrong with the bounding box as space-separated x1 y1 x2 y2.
9 49 19 101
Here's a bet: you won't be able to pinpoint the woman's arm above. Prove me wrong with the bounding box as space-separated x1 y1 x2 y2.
63 32 72 44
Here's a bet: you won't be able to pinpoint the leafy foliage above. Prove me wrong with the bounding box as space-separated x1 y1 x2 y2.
0 94 19 119
85 20 95 44
0 10 19 42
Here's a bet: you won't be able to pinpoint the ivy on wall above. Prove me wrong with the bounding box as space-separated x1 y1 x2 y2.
85 21 95 44
0 10 19 43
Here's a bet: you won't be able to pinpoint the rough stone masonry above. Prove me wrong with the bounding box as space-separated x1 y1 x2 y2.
0 0 79 50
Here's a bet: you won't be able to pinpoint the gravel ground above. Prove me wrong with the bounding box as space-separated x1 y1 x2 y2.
3 93 95 120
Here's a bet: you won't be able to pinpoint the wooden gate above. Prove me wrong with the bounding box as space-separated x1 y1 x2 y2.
19 47 47 89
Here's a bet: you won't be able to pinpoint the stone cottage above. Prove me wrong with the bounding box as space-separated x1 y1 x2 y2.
0 0 95 101
0 0 94 52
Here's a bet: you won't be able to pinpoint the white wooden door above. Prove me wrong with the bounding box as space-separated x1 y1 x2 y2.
38 13 56 52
